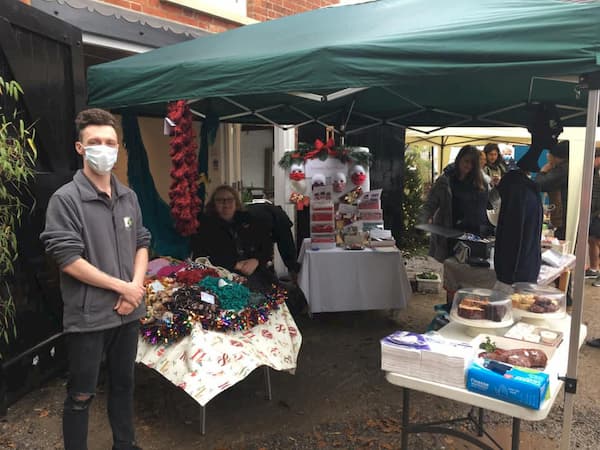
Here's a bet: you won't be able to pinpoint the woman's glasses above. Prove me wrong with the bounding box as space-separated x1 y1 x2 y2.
215 197 235 205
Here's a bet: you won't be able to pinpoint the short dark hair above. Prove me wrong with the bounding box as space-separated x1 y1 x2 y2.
75 108 116 140
549 140 569 160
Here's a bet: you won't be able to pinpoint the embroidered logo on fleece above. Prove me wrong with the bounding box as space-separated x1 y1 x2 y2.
123 217 133 228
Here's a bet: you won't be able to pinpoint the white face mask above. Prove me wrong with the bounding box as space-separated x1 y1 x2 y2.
84 144 118 174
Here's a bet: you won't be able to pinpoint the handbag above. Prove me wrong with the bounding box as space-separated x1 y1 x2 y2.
453 241 471 264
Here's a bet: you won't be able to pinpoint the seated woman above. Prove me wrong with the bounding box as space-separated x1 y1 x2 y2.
191 185 277 291
420 145 490 262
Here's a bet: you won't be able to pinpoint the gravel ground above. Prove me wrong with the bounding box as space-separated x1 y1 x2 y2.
1 257 599 450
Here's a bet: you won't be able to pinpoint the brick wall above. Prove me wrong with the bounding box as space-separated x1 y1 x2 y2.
94 0 339 32
100 0 235 32
247 0 339 22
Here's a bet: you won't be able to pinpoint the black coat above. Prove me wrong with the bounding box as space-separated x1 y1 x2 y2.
190 211 276 290
246 202 300 273
494 169 542 285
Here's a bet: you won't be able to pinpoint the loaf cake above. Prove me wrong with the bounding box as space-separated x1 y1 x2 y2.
457 297 507 322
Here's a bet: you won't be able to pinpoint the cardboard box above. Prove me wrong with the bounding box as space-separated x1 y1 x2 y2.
466 361 549 409
551 240 570 254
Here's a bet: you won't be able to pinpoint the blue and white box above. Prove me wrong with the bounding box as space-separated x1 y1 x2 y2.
466 361 550 409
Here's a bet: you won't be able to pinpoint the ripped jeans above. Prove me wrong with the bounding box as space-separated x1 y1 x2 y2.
63 320 140 450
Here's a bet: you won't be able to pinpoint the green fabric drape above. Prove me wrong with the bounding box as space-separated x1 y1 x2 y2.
122 114 189 259
198 111 219 210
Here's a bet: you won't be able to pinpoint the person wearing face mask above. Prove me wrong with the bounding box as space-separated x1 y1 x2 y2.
419 145 490 262
40 108 150 450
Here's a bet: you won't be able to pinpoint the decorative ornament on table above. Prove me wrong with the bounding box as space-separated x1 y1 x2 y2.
289 191 310 211
333 172 347 193
140 280 288 343
311 173 326 189
350 165 367 186
341 186 363 204
289 162 306 193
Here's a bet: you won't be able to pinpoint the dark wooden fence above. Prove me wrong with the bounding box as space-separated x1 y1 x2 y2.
0 0 85 413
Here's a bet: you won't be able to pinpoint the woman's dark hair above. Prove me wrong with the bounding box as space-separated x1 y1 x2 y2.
205 185 243 216
483 143 500 155
455 145 485 191
483 142 507 170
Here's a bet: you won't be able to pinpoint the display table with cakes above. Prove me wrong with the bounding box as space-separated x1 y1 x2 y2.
382 284 585 450
297 238 412 313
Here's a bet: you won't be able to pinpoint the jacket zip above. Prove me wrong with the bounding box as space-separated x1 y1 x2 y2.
112 201 124 324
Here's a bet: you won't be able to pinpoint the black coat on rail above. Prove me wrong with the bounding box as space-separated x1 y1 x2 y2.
494 169 542 285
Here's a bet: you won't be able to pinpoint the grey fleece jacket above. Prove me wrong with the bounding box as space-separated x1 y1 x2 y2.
40 170 151 333
419 174 453 262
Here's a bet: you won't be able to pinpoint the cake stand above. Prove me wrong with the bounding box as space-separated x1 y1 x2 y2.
450 310 514 337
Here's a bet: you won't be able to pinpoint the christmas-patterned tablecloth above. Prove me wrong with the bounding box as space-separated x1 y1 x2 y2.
136 304 301 406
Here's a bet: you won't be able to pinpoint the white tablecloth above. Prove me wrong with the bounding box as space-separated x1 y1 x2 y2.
136 304 301 406
297 238 411 313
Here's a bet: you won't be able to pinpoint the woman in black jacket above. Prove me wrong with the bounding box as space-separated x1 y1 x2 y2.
191 185 276 291
420 145 490 261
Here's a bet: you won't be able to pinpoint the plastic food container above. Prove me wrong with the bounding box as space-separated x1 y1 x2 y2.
510 283 566 319
450 288 513 328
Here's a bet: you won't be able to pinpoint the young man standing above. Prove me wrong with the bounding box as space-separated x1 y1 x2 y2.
40 108 150 450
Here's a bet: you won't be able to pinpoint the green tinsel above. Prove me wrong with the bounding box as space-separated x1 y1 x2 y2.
199 276 251 311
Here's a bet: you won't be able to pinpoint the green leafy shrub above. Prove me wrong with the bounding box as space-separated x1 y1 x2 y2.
0 77 37 356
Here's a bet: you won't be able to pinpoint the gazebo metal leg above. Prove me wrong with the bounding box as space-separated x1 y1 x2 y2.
264 366 272 400
511 418 521 450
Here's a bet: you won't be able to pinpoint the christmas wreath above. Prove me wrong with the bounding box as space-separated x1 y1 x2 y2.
278 138 372 169
167 100 201 236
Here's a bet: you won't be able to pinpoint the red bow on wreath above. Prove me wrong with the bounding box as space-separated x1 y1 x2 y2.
303 138 336 160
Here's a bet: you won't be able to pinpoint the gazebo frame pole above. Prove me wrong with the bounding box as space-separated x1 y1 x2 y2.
560 78 599 450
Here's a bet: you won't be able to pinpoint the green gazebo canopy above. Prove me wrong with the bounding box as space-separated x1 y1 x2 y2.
87 0 600 131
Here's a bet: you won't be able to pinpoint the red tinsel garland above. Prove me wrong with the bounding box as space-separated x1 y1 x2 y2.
175 267 220 285
167 100 201 236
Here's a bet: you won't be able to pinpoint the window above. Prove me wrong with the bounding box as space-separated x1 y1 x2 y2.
205 0 246 16
163 0 254 24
